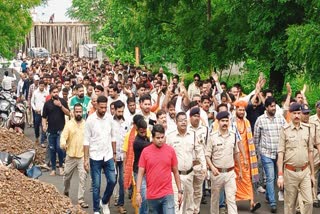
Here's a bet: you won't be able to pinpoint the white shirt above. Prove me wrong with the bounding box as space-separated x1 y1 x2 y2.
150 90 165 107
124 108 135 126
1 75 16 90
112 118 130 161
31 88 48 113
84 112 115 161
166 114 176 133
137 110 157 130
17 79 24 97
107 94 127 113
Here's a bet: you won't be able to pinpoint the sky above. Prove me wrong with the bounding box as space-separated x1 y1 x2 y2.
33 0 74 22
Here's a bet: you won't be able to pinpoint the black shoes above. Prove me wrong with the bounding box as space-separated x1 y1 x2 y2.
271 206 277 213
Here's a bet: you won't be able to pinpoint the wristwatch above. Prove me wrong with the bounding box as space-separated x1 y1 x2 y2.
178 190 183 194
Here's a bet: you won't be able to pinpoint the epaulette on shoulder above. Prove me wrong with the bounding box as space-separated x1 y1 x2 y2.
301 122 310 128
283 124 290 129
229 130 236 134
210 130 219 136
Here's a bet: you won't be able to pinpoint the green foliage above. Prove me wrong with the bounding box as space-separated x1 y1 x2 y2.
286 23 320 82
68 0 320 94
0 0 41 58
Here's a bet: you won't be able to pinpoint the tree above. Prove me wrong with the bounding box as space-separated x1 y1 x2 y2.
0 0 41 58
68 0 320 92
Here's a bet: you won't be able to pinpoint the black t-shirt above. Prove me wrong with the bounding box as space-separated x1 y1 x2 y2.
246 102 265 133
42 98 69 133
133 134 151 173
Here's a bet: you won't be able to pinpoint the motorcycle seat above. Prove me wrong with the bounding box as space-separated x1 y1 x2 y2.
13 150 35 170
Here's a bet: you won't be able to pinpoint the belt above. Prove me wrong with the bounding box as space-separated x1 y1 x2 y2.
193 160 201 166
285 163 308 172
216 167 234 173
179 168 193 175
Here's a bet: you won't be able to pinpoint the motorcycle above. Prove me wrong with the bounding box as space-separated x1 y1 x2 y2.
6 102 26 133
0 149 42 179
0 90 16 127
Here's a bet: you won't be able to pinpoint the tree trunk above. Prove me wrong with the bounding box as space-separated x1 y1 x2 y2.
269 65 286 97
207 0 211 21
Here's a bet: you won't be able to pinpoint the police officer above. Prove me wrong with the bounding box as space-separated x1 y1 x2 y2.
277 103 315 214
166 111 206 214
205 111 242 214
300 104 320 208
188 107 209 213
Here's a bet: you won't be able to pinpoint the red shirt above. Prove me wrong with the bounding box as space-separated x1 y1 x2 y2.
139 143 178 199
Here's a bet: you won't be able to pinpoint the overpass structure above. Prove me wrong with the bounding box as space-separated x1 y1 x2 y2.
21 22 92 55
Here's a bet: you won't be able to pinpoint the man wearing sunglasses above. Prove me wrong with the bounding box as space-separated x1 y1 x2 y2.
188 74 201 100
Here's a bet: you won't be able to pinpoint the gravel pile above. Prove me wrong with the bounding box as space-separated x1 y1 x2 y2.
0 165 87 214
0 128 46 164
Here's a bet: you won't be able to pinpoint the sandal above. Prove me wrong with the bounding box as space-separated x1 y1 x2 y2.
250 202 261 213
79 202 89 208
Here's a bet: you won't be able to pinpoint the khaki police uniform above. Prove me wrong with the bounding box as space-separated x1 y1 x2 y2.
167 129 206 214
189 124 208 214
205 130 239 214
278 122 314 214
309 117 320 203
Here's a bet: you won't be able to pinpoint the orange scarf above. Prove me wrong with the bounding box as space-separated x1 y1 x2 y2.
124 127 137 190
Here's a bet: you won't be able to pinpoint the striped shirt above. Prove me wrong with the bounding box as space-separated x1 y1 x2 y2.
254 113 286 159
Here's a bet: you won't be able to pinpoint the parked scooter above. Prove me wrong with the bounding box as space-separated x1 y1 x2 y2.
6 102 26 133
0 149 42 179
0 89 16 127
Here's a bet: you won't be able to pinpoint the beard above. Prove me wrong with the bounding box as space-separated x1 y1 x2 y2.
75 115 82 121
268 110 276 116
115 115 124 120
236 113 244 119
79 94 84 99
53 95 59 100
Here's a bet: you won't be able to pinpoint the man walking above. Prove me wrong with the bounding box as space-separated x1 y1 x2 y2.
166 112 206 214
84 95 117 214
136 124 183 214
254 97 286 213
133 119 152 214
31 80 48 147
277 103 315 214
112 100 129 214
69 84 91 118
42 85 70 176
1 70 16 91
233 100 261 212
188 107 208 213
205 111 242 214
60 103 88 209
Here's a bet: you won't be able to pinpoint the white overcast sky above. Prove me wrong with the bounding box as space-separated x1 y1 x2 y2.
33 0 75 22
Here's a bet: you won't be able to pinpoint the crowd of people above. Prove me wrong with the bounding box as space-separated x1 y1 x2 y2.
1 54 320 214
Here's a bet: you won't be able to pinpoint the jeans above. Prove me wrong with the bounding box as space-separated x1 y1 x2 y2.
48 131 64 170
148 194 175 214
219 189 226 208
90 158 117 213
33 112 46 144
116 161 125 206
134 172 148 214
261 155 277 207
